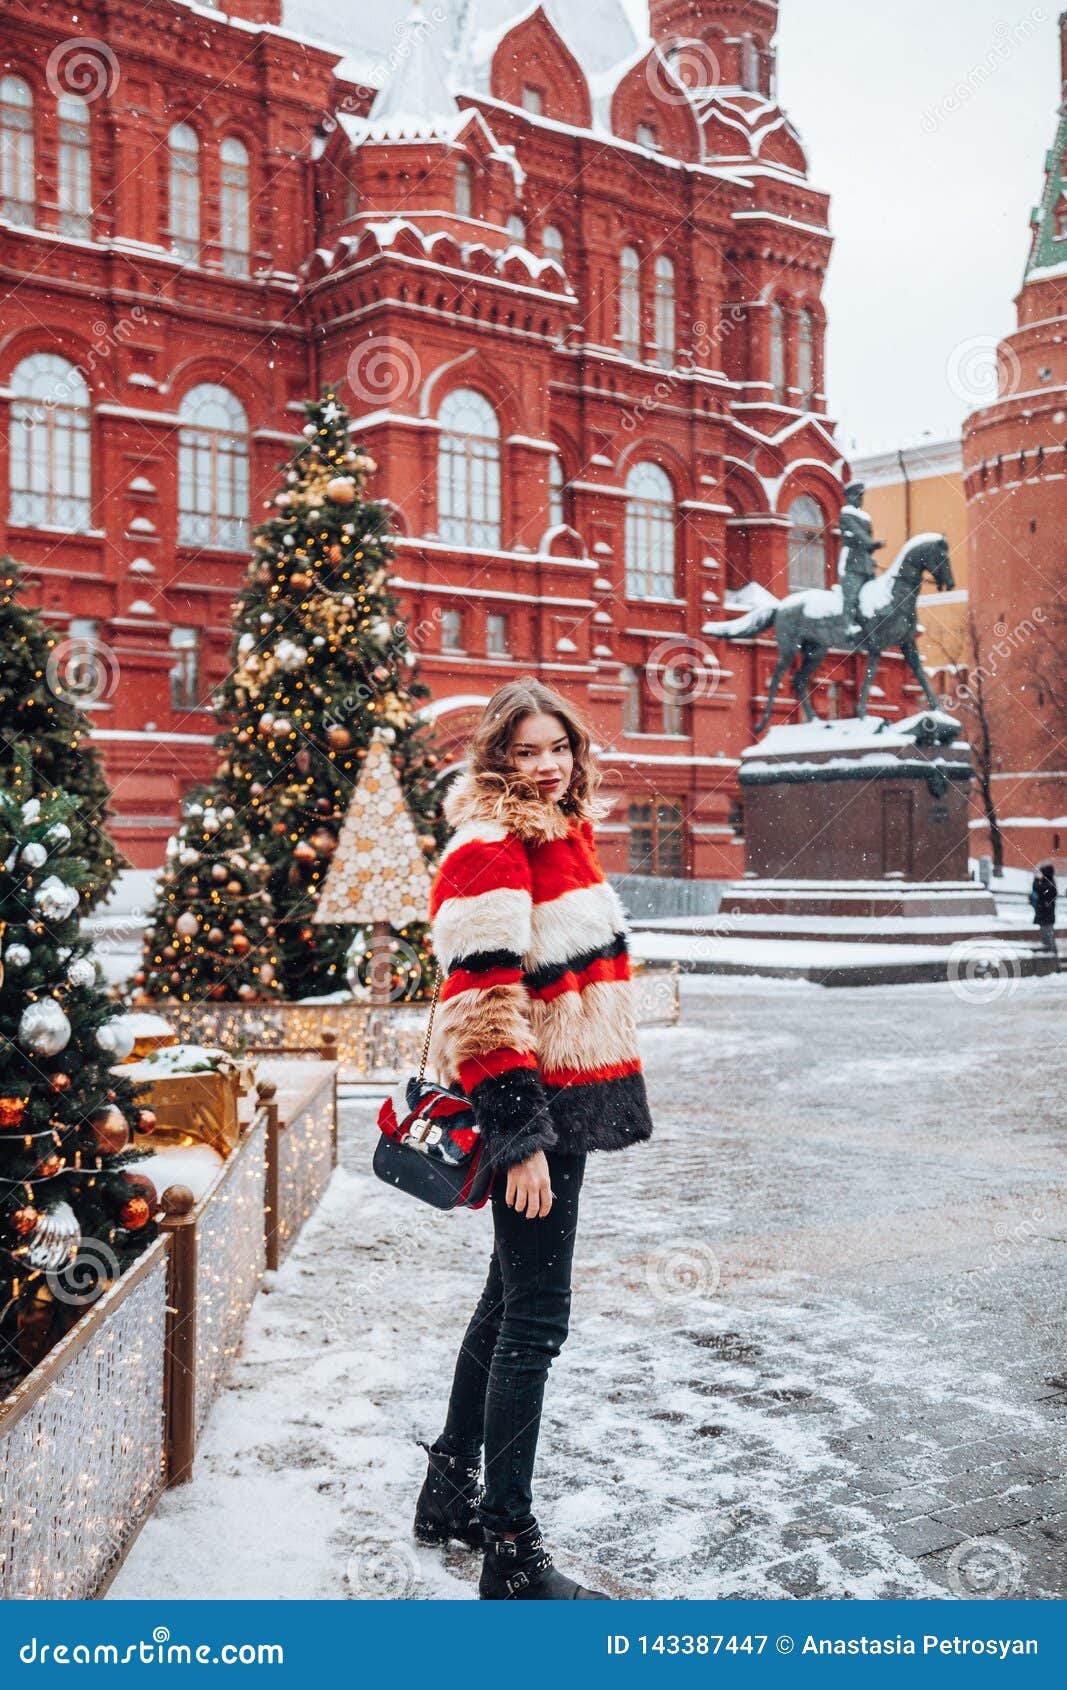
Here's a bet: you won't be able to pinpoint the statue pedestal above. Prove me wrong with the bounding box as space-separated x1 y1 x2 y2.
724 711 994 918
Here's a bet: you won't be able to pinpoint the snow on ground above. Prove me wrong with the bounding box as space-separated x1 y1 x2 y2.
110 974 1067 1601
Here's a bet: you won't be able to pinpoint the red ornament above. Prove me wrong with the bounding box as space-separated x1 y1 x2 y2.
136 1108 157 1135
120 1197 151 1231
0 1095 28 1129
36 1153 62 1179
13 1205 38 1236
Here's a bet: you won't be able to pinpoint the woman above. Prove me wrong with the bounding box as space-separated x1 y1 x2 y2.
413 677 654 1600
1031 862 1058 959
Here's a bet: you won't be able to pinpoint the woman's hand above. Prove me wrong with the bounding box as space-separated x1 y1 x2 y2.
505 1149 553 1219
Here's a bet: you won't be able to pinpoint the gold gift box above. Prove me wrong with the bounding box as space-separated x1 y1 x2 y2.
117 1011 181 1063
115 1047 254 1159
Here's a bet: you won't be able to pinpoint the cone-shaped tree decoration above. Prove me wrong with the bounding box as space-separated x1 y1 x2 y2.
314 730 435 1004
137 787 284 1004
209 388 447 998
0 785 158 1392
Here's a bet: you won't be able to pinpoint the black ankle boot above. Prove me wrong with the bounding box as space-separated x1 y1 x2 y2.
479 1520 610 1600
413 1440 485 1549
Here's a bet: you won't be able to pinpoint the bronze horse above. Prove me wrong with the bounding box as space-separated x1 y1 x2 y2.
705 533 954 735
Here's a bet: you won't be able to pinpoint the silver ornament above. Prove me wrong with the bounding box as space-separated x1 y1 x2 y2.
25 1201 82 1273
66 957 96 988
19 998 72 1056
21 842 47 868
5 943 31 969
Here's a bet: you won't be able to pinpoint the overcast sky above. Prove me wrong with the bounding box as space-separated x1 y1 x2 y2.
624 0 1054 455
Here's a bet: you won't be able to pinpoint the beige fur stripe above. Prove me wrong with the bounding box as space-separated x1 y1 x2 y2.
427 980 538 1085
432 884 532 971
527 977 639 1074
525 881 625 970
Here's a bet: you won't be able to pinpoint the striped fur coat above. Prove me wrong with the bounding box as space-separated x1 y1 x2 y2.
426 766 655 1171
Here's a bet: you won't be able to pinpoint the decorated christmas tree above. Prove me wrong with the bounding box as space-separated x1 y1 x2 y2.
136 788 284 1004
0 557 122 906
0 787 158 1391
210 388 446 998
314 728 436 1002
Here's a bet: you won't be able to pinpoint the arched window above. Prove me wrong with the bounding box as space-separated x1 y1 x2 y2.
797 307 815 405
769 300 786 401
542 224 564 264
177 384 249 549
506 213 525 242
620 246 641 360
455 158 473 218
548 453 566 529
654 256 676 369
344 176 359 220
1 75 34 227
9 353 92 531
437 388 500 548
168 122 201 263
787 495 826 591
661 663 686 735
220 136 250 276
741 34 761 92
625 461 675 599
57 94 91 239
621 665 643 734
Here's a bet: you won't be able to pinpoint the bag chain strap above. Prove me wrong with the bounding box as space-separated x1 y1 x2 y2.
418 962 441 1084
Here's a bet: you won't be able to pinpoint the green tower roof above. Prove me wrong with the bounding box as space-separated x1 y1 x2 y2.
1026 21 1067 278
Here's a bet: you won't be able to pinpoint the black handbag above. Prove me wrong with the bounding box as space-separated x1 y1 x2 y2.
373 967 495 1211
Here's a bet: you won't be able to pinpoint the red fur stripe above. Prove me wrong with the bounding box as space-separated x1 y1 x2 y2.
442 964 523 999
541 1057 643 1087
529 835 604 903
529 953 631 1002
457 1047 539 1090
430 835 529 916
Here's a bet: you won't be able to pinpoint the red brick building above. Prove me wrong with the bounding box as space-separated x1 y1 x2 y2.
964 11 1067 871
0 0 914 878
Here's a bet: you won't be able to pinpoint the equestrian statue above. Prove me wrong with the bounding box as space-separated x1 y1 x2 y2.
705 499 953 737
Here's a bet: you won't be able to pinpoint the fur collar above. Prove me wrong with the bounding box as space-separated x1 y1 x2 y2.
443 766 612 845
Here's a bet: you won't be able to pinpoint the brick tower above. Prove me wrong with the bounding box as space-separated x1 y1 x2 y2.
964 11 1067 868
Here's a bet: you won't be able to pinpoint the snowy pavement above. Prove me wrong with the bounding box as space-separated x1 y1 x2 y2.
109 974 1067 1601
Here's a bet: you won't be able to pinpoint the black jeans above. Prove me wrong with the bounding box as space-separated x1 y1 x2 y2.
437 1149 587 1534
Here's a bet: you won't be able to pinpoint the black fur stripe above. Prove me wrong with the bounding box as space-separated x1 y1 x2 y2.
522 933 627 993
449 947 525 975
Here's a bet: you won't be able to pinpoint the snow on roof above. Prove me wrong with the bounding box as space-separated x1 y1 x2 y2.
366 1 459 131
314 215 572 290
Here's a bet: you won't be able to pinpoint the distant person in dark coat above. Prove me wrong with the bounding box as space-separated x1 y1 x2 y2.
1031 863 1059 959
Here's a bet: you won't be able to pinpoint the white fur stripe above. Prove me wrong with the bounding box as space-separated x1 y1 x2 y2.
525 881 625 971
432 885 532 971
437 817 511 874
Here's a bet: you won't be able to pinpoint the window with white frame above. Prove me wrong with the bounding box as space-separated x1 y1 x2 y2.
177 384 249 549
168 122 201 263
787 495 826 591
621 665 643 734
769 299 786 401
169 626 201 710
619 246 641 359
0 75 34 226
65 617 103 700
220 136 250 277
57 94 91 239
521 87 543 114
437 388 501 548
506 213 525 242
440 607 464 650
741 34 761 92
486 612 508 655
455 158 473 217
548 453 566 529
636 121 658 150
9 353 92 531
797 307 815 405
625 462 675 599
654 256 676 369
542 224 564 265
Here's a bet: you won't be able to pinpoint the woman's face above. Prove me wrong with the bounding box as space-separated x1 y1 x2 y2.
507 711 574 801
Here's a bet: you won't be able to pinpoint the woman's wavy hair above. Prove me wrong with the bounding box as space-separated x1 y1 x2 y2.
465 676 609 820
